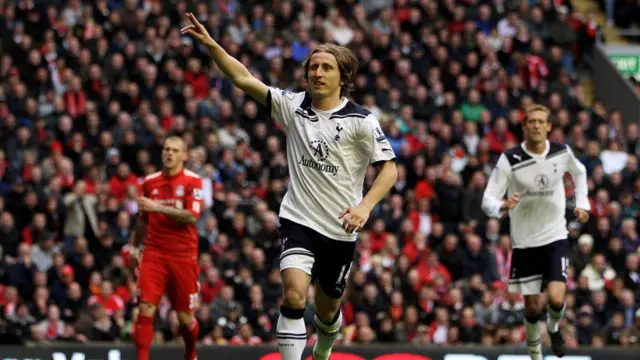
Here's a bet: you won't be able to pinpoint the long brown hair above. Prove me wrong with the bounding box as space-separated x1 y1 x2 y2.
302 43 359 98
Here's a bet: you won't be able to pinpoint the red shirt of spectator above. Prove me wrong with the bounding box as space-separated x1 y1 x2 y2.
87 281 124 316
521 53 549 89
487 118 517 154
417 252 452 287
200 268 225 305
63 77 86 118
230 325 263 345
109 163 140 201
402 234 430 264
368 219 390 253
184 60 209 99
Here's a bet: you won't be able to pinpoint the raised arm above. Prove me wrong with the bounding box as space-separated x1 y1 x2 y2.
181 13 269 105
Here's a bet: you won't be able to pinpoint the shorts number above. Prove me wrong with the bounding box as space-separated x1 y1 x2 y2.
335 263 352 285
561 257 569 279
192 201 200 213
189 293 198 310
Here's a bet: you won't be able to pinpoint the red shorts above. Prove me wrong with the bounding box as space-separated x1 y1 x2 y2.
138 251 199 312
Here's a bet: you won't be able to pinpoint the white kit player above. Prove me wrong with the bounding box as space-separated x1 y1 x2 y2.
482 104 590 359
182 13 398 360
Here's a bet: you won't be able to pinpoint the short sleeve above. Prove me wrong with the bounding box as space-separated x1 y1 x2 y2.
185 177 205 220
267 87 305 129
359 115 396 164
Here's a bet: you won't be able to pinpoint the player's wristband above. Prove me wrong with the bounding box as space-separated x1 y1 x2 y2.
130 247 142 257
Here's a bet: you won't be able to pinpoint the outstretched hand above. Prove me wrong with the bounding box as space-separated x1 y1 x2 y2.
180 13 216 47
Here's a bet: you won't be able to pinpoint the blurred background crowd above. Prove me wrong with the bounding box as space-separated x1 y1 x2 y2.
1 0 640 350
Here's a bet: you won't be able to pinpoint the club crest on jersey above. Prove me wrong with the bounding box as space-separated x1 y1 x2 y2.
375 127 387 143
176 185 185 197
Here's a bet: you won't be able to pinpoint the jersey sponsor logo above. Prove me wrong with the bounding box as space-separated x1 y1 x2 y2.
299 140 340 175
513 154 522 161
193 188 203 200
534 174 549 190
310 140 330 161
151 189 158 195
375 127 387 143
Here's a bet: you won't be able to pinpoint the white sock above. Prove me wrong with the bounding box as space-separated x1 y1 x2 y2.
277 306 307 360
525 316 543 360
313 311 342 360
546 303 566 333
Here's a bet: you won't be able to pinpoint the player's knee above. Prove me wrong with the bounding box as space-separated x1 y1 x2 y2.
547 282 566 306
138 302 157 317
177 312 195 326
283 287 306 309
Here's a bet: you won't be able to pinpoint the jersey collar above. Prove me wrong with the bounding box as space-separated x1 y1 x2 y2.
520 140 550 158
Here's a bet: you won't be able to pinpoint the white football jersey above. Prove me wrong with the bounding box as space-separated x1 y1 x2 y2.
482 141 590 249
268 87 396 241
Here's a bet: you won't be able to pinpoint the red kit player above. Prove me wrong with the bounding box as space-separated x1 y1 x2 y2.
129 136 204 360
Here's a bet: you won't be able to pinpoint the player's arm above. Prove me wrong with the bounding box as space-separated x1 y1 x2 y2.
132 218 147 249
482 154 514 218
181 13 268 105
155 204 198 224
361 160 397 211
360 116 398 211
566 145 591 222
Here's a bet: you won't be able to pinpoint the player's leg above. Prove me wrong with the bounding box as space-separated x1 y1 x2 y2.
278 221 315 360
167 261 200 360
509 247 544 360
544 240 571 357
134 254 167 360
312 240 355 360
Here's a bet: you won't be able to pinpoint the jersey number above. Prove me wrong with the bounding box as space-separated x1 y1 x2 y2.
192 202 200 213
335 263 352 285
561 257 569 279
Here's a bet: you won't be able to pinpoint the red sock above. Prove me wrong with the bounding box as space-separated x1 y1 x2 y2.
134 315 154 360
181 319 199 360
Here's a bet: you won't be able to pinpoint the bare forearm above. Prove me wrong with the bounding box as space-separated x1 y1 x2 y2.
157 205 197 224
132 219 147 248
360 161 398 211
207 43 251 84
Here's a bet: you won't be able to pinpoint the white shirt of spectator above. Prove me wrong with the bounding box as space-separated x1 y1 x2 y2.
599 149 629 174
268 87 396 241
482 141 591 249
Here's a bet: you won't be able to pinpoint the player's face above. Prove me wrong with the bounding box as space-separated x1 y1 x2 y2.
524 110 551 143
307 52 342 99
162 139 187 170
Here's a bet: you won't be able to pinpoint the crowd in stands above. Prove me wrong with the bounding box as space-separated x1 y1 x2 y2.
1 0 639 349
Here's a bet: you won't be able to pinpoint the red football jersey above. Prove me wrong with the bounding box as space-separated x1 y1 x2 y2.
139 168 204 261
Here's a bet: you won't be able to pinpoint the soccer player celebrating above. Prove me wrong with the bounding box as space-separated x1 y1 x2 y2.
482 104 590 360
182 13 397 360
129 135 204 360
